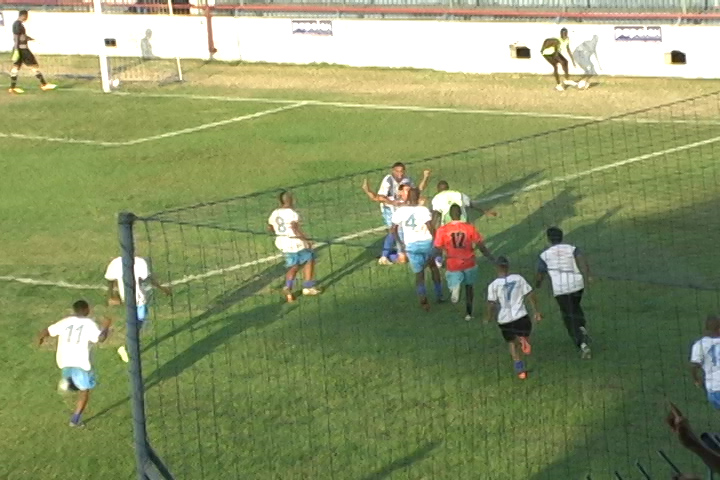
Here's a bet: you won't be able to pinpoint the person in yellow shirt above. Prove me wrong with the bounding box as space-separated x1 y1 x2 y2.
541 28 577 92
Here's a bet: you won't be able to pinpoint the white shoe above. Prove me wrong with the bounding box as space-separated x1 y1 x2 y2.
378 256 392 266
578 79 588 89
464 315 473 322
555 84 565 92
564 80 577 87
58 378 70 393
450 286 461 304
434 257 443 269
580 343 592 359
302 287 321 296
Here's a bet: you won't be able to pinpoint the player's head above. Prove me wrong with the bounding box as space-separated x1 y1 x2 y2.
398 183 411 201
706 315 720 336
406 187 421 206
437 180 449 192
546 226 564 245
560 28 568 39
18 10 28 21
279 190 294 207
391 162 406 181
73 300 90 316
449 204 462 221
495 256 510 275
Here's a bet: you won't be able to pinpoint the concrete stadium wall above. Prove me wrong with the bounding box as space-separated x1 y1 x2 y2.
0 10 717 79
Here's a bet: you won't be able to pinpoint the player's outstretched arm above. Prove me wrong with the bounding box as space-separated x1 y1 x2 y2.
391 224 404 251
484 301 496 324
667 402 720 473
98 317 113 343
690 363 704 389
291 221 312 249
534 272 546 290
469 201 498 217
150 277 172 297
37 328 50 346
362 178 396 205
475 242 495 263
107 280 122 306
417 169 431 192
527 291 542 322
576 252 592 284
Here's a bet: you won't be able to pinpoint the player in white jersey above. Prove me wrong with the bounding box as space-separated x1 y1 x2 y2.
536 226 592 359
268 191 321 303
431 180 497 267
391 187 443 310
377 163 431 265
37 300 112 427
691 315 720 409
105 255 170 362
486 257 542 380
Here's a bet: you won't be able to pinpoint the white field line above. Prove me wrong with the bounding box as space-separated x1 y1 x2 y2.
88 90 720 125
3 132 719 292
0 102 307 147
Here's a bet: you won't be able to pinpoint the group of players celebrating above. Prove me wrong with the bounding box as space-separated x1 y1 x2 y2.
267 163 594 380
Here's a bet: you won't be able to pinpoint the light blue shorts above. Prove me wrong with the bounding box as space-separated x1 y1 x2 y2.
708 391 720 409
445 266 479 289
406 240 433 273
62 367 96 391
284 249 314 268
382 207 394 227
137 304 149 323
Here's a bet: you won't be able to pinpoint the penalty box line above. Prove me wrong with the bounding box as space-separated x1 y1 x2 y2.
3 132 720 292
0 102 307 147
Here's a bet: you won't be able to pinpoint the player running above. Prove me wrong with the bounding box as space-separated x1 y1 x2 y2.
433 204 495 320
535 226 592 359
391 187 443 310
540 28 577 92
104 255 171 362
377 163 431 265
268 191 321 303
690 315 720 409
486 257 542 380
9 10 56 94
37 300 112 427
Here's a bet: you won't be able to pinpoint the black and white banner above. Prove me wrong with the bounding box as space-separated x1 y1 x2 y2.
292 20 333 37
614 26 662 42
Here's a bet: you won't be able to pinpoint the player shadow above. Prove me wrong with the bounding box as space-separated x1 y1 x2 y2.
359 439 442 480
146 301 298 388
317 237 385 291
467 170 544 224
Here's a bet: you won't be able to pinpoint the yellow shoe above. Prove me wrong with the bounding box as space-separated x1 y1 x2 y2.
8 87 24 94
40 83 57 91
117 345 129 363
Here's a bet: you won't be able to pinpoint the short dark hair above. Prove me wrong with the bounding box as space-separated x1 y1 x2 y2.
278 190 291 204
391 162 405 169
437 180 449 191
73 300 90 314
496 256 510 267
449 204 462 220
19 9 28 16
560 27 568 34
546 226 564 244
407 187 420 204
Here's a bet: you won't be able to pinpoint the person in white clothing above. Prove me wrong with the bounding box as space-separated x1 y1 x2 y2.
268 191 321 303
486 256 542 380
690 315 720 409
535 226 592 359
391 187 443 310
37 300 112 427
376 163 431 265
105 255 170 362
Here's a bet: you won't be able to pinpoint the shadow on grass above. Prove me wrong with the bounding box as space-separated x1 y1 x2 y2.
360 440 442 480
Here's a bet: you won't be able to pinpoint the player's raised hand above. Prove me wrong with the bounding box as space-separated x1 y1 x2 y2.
422 169 431 178
361 178 370 192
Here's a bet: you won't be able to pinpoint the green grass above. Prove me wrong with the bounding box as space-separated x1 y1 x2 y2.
2 73 720 480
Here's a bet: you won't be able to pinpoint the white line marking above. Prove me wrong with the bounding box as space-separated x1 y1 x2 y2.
0 102 307 147
4 132 718 292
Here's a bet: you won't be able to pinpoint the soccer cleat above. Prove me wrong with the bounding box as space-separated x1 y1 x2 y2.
396 253 408 264
519 337 532 355
378 256 392 266
434 256 443 269
40 83 57 91
69 421 86 428
282 287 295 303
563 79 578 87
117 345 129 363
580 343 592 359
464 314 473 322
514 360 526 378
302 287 321 296
8 87 24 94
518 372 528 380
555 84 565 92
450 286 461 304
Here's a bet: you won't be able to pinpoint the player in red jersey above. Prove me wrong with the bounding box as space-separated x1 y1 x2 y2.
433 204 495 320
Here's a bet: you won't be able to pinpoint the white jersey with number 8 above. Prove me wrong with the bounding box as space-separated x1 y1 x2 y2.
269 208 306 253
391 205 433 245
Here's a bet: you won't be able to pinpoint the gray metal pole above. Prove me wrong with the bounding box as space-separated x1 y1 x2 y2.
119 211 151 480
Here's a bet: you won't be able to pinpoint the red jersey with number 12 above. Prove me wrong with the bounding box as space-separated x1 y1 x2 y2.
434 221 483 271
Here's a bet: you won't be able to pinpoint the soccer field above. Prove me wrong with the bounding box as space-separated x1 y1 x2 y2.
2 64 720 480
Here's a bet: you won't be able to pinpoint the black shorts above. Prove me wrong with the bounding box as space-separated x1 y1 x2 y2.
498 315 532 342
13 48 37 67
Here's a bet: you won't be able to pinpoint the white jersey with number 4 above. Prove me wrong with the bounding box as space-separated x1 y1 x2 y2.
691 336 720 392
269 208 306 253
391 205 433 245
487 274 533 325
48 316 103 371
104 256 151 306
431 190 471 225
